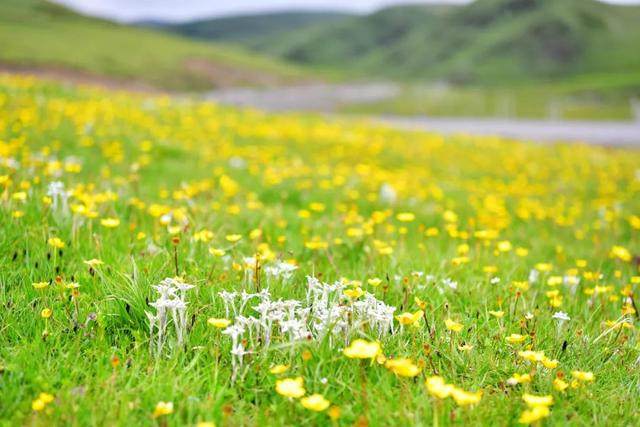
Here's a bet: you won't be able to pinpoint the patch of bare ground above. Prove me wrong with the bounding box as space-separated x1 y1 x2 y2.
0 63 161 93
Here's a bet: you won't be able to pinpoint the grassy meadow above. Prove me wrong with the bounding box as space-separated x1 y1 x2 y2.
343 73 640 121
1 74 640 426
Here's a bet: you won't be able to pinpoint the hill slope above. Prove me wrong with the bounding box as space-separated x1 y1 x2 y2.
250 0 640 84
0 0 305 90
158 11 352 47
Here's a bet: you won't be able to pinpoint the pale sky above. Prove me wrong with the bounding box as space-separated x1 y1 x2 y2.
51 0 640 23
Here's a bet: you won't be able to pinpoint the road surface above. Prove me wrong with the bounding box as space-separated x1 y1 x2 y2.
207 84 640 147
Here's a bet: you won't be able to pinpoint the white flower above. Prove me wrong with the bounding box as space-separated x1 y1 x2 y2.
443 278 458 290
552 311 571 322
379 183 397 204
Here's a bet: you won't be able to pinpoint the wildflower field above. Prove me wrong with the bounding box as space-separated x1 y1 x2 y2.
1 74 640 426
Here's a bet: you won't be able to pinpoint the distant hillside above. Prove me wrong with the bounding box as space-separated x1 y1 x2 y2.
246 0 640 84
158 11 353 47
0 0 305 90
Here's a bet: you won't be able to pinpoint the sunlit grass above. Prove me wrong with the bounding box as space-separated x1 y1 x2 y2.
1 74 639 426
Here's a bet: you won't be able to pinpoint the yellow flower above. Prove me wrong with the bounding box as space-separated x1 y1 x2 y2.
344 287 364 299
83 259 104 267
196 422 216 427
194 229 214 242
506 334 526 344
489 310 504 318
445 318 463 332
328 405 341 420
541 357 559 369
507 373 533 385
65 282 80 290
497 240 512 252
518 350 545 363
343 339 381 359
300 394 330 411
275 377 305 398
451 388 482 406
153 401 174 418
571 371 594 382
553 378 569 392
396 212 415 222
100 217 120 228
208 247 226 257
39 393 54 404
207 318 231 328
518 405 550 424
47 237 65 249
609 245 631 262
367 278 382 287
425 376 454 399
385 358 421 377
414 296 427 309
41 308 52 319
269 364 290 374
225 234 242 243
32 398 45 411
32 282 49 290
395 310 423 326
522 394 553 408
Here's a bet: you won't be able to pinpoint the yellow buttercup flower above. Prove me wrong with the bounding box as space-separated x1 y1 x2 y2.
225 234 242 243
275 377 305 398
207 318 231 328
506 334 526 344
300 394 330 411
395 310 423 326
344 287 364 299
571 370 594 382
269 364 290 374
100 217 120 228
152 401 173 418
396 212 415 222
518 405 550 424
384 358 421 377
553 378 568 392
522 393 553 408
445 318 463 332
343 339 381 359
425 376 454 399
47 237 65 248
32 281 49 290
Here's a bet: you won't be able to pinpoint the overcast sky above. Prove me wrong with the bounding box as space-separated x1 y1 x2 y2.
51 0 640 22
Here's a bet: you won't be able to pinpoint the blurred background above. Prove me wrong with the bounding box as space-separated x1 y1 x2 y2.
2 0 640 122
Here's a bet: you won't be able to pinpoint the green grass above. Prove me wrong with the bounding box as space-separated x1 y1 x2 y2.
343 73 640 121
1 75 640 426
0 0 305 90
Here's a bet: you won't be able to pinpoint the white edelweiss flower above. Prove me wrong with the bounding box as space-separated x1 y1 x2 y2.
552 311 571 322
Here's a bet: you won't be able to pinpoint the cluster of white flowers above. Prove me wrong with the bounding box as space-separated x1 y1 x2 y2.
264 260 298 284
46 181 69 217
217 276 396 380
146 278 195 356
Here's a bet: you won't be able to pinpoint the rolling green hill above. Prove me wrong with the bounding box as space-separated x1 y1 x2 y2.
246 0 640 84
0 0 305 90
157 11 352 48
